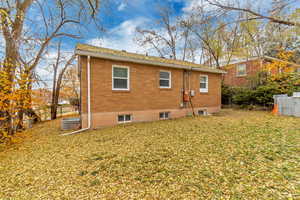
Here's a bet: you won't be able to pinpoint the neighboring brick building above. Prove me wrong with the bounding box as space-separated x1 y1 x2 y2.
75 44 225 128
221 56 300 87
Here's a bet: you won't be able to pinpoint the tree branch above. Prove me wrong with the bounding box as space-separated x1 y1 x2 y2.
207 0 300 27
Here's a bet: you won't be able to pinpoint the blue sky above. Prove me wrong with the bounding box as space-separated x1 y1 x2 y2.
75 0 188 53
20 0 300 85
33 0 191 85
70 0 300 54
38 0 191 81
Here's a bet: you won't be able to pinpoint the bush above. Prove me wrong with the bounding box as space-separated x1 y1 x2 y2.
270 73 300 95
221 84 235 105
222 73 300 108
232 88 255 106
252 83 281 106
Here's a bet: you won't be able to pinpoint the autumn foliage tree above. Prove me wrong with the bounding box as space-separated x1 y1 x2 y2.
265 50 296 74
0 62 32 141
0 0 103 142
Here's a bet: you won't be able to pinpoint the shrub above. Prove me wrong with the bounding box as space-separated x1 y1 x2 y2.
232 88 255 106
270 73 300 95
252 83 281 106
221 84 235 105
222 73 300 108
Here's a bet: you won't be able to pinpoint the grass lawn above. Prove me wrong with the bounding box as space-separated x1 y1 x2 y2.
0 109 299 199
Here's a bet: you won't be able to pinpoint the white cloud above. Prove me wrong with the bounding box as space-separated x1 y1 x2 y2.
183 0 273 14
87 17 150 54
182 0 218 13
117 2 126 11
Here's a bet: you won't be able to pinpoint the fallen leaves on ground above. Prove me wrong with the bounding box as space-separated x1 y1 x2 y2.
0 109 299 199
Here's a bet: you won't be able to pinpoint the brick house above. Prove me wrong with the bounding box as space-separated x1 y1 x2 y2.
75 44 225 129
221 56 300 87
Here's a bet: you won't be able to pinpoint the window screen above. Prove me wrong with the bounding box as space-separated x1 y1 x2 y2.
113 66 129 90
159 71 171 88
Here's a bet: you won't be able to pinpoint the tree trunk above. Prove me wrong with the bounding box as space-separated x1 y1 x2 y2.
16 111 24 130
51 72 63 120
51 103 58 120
50 53 75 120
25 108 41 123
2 40 20 135
51 61 58 120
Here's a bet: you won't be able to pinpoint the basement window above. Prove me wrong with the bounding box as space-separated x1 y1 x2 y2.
198 110 207 116
118 114 132 123
112 65 130 90
159 112 170 120
159 71 171 88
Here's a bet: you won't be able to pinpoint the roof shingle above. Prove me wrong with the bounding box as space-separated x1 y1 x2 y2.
76 43 226 74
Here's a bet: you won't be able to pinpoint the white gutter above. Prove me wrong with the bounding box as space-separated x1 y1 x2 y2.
75 49 226 74
62 56 91 136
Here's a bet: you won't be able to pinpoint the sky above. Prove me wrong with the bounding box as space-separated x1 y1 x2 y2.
78 0 189 54
1 0 299 87
54 0 300 55
38 0 194 83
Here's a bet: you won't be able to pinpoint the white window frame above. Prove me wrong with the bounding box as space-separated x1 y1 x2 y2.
236 64 247 77
117 114 132 123
159 112 170 120
199 75 208 93
112 65 130 91
159 70 171 89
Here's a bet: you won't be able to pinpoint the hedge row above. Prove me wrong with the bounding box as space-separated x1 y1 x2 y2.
222 73 300 107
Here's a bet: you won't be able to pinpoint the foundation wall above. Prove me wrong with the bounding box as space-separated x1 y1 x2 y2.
81 106 221 128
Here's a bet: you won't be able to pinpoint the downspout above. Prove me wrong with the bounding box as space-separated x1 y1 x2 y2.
182 70 185 108
189 67 195 116
62 55 91 136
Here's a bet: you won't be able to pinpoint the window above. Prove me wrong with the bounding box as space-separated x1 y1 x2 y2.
112 65 129 90
159 71 171 88
198 110 207 116
118 114 132 123
199 75 208 93
159 112 170 120
236 64 247 76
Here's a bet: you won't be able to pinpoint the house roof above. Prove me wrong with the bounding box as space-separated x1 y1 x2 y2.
264 56 300 67
218 56 300 67
75 43 226 74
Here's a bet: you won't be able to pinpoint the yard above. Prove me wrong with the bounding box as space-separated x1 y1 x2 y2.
0 109 299 199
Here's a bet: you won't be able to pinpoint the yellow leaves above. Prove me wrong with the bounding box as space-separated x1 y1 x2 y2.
0 109 299 199
264 51 296 77
278 51 293 61
0 61 34 141
0 9 9 17
0 9 12 25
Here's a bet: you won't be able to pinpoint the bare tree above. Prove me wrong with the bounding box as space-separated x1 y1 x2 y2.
206 0 300 27
181 6 243 68
136 6 183 59
62 65 80 101
0 0 103 133
50 43 76 120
